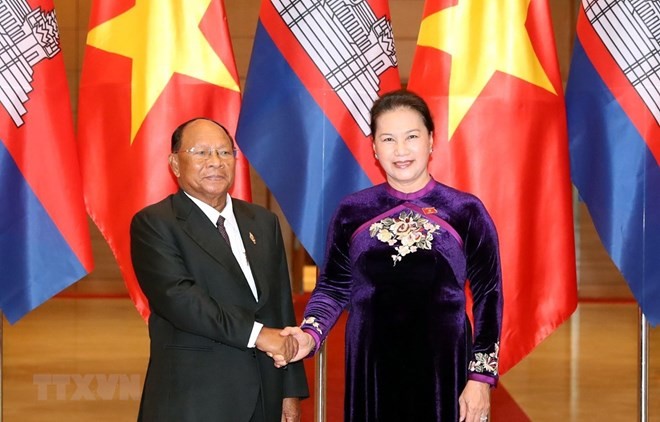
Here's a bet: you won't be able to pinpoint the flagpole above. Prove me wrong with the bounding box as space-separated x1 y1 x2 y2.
1 311 4 422
315 343 327 422
639 309 649 422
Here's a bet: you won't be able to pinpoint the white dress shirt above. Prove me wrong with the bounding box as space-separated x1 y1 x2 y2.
185 192 263 347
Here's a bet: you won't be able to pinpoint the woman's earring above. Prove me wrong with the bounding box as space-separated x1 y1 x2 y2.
374 153 379 160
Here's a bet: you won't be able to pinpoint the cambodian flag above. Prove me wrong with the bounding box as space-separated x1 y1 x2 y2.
567 1 660 325
0 0 93 323
237 0 400 265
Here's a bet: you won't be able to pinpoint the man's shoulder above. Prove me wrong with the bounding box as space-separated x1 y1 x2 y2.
232 197 274 219
133 193 181 220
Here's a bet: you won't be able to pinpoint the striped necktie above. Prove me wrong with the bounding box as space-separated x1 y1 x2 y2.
216 215 231 247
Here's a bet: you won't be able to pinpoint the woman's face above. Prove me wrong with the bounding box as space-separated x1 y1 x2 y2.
372 106 433 193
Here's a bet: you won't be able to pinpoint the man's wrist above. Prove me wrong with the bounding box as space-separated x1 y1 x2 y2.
248 321 264 348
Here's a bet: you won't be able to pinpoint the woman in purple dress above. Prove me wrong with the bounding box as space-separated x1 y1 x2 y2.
283 90 503 422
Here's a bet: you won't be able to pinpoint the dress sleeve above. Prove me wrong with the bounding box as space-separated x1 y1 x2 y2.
300 204 353 354
463 199 503 386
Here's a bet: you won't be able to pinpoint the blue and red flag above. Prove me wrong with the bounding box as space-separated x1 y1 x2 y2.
0 0 93 323
237 0 400 264
567 1 660 325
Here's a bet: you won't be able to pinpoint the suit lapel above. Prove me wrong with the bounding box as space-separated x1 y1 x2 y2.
233 200 270 306
172 191 250 293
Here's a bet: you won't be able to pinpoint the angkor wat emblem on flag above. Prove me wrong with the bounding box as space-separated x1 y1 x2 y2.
272 0 398 136
583 0 660 124
0 0 62 127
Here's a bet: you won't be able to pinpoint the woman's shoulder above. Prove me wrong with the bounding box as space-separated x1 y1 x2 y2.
334 184 391 215
340 183 385 203
330 184 390 225
431 181 487 209
421 182 494 228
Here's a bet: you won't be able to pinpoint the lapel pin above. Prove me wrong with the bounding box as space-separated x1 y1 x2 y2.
249 232 256 244
422 207 437 215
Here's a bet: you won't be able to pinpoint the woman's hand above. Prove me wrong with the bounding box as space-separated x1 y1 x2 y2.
458 380 490 422
280 326 316 362
267 326 316 367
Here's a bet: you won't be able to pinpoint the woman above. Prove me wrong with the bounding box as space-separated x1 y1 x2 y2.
284 89 503 422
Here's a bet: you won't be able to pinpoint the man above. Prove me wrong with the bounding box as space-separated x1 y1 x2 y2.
131 118 308 421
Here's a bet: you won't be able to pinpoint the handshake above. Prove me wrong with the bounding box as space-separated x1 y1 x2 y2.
255 326 317 368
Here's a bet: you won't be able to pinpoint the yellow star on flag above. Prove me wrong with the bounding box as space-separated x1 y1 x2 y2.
87 0 240 143
416 0 556 140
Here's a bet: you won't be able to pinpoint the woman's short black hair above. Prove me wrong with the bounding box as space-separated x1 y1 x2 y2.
369 89 434 137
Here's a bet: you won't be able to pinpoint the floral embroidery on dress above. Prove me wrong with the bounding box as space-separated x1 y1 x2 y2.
468 342 499 376
302 316 322 335
369 210 441 266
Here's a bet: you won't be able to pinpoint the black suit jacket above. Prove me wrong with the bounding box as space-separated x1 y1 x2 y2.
130 190 308 421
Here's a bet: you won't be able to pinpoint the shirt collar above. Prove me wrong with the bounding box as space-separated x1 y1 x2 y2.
184 192 234 227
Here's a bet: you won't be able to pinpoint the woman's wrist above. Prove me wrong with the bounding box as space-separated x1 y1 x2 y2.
301 328 321 357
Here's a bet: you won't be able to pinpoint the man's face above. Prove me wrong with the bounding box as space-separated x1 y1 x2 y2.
169 119 236 209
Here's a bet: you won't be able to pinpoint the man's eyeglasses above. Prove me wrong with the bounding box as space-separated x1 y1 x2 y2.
176 147 237 161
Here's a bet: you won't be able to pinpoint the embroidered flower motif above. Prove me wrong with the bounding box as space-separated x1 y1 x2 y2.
302 316 322 335
468 342 500 376
369 210 441 266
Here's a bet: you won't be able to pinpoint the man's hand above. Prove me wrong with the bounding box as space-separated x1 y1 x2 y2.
267 326 316 368
281 397 301 422
280 326 316 362
255 327 299 366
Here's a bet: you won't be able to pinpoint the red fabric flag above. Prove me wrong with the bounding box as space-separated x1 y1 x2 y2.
408 0 577 373
0 0 93 323
78 0 250 319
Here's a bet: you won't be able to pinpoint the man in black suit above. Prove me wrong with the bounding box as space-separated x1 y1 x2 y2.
130 117 308 421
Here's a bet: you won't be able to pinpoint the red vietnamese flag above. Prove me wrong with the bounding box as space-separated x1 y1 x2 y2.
78 0 251 319
408 0 577 373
